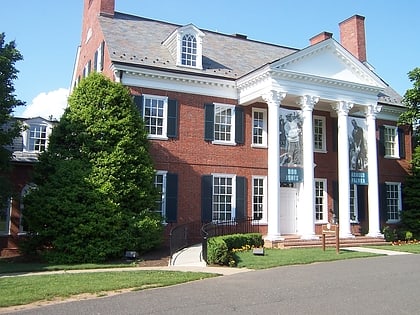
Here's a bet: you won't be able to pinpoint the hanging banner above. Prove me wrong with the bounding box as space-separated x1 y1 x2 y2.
348 116 368 185
279 108 303 183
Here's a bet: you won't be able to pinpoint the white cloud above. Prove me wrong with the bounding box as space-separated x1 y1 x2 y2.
22 88 69 120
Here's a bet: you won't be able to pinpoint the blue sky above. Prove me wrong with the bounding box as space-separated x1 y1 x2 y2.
1 0 419 119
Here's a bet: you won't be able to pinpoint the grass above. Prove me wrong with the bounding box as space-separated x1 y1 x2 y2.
0 270 217 308
234 247 380 269
364 243 420 254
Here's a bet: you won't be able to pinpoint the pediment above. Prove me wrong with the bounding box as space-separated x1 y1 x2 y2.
271 38 385 88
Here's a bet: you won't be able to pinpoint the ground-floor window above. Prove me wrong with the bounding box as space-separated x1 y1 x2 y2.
213 174 235 221
252 176 266 222
315 179 327 223
0 198 11 235
350 184 359 222
386 182 402 223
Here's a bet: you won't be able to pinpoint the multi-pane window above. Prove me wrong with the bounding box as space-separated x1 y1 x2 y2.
214 104 234 143
0 198 11 235
349 184 358 222
313 116 326 152
252 177 265 221
29 125 47 152
181 34 197 67
384 126 399 157
154 172 167 219
252 109 267 146
315 179 327 222
143 95 168 138
213 175 234 221
386 182 402 222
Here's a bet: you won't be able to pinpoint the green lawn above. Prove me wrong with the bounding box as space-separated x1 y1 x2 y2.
0 270 217 308
234 247 380 269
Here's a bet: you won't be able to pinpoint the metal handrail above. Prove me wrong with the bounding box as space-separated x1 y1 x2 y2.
169 220 202 259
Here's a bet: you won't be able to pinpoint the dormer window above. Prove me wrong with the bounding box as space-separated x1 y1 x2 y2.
29 124 47 152
181 34 197 67
163 24 204 70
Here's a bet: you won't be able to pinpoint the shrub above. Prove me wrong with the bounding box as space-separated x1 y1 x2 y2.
207 237 231 265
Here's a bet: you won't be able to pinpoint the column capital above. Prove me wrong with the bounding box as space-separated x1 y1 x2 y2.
262 90 286 105
332 101 353 116
298 95 319 111
365 104 382 119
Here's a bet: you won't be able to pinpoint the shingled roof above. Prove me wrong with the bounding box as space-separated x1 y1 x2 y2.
99 12 298 80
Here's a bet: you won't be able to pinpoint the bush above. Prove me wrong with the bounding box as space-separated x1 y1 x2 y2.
206 233 263 266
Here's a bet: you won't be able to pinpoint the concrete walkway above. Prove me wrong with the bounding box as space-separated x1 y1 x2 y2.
341 246 413 256
169 243 206 267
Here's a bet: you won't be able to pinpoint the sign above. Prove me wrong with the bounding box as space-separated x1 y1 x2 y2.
350 170 368 185
280 167 303 183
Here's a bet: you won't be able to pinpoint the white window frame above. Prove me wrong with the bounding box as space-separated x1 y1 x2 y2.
385 182 402 223
313 115 326 153
0 198 12 235
252 108 267 148
212 173 236 221
349 184 359 223
213 103 236 145
252 176 267 224
181 33 197 67
384 125 400 158
142 94 169 140
154 171 168 222
314 179 328 223
28 124 48 152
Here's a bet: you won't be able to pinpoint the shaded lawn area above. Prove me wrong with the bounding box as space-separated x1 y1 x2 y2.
0 270 217 308
364 243 420 254
234 247 380 269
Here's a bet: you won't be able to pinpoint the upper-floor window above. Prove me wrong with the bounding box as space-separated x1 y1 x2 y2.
181 34 197 67
204 103 244 145
313 116 326 152
133 94 179 140
315 179 327 223
252 108 267 147
385 182 402 223
29 124 48 152
380 125 405 159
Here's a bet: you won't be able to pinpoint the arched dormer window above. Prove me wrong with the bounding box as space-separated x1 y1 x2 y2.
181 34 197 67
163 24 204 70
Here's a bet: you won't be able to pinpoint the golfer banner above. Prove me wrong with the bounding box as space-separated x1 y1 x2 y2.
348 116 368 185
279 108 303 183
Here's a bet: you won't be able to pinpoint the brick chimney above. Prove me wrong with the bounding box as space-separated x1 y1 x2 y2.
339 15 367 62
310 32 333 45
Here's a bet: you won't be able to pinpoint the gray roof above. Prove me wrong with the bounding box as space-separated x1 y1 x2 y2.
99 12 298 80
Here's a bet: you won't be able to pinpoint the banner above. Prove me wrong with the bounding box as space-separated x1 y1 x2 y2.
279 108 303 182
348 116 368 185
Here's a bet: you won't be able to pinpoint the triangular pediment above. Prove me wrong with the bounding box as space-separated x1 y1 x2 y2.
271 38 384 88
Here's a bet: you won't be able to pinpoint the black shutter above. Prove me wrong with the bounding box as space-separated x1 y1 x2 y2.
398 128 406 159
201 175 213 222
332 117 338 152
204 103 214 141
235 107 244 144
379 183 388 224
133 95 143 116
167 99 178 138
332 180 339 222
93 50 98 72
378 126 385 157
165 173 178 223
235 176 247 220
100 41 105 71
357 185 366 222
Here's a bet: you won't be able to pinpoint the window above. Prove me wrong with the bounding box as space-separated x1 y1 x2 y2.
0 198 11 235
213 175 235 221
252 108 267 147
204 103 243 145
313 116 326 152
252 176 266 222
29 124 48 152
181 34 197 67
153 171 178 223
315 179 327 222
386 182 402 223
384 126 398 157
349 184 358 222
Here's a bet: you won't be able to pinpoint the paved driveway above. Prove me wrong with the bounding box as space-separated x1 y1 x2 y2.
5 254 420 314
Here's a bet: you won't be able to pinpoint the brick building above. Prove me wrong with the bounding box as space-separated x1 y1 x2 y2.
72 0 410 243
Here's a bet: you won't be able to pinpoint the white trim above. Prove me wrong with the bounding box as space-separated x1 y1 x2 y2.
252 108 267 147
383 125 400 159
313 115 326 153
155 171 168 222
314 178 328 224
142 94 169 140
385 181 402 223
212 103 236 145
252 176 268 224
211 173 237 221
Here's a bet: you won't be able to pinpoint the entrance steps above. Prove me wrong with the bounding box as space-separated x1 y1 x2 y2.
265 235 388 249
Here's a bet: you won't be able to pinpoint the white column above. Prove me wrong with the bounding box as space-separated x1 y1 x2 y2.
263 90 286 241
366 104 383 237
333 101 354 238
298 95 319 239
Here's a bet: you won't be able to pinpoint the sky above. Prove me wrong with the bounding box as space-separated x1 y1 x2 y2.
1 0 419 120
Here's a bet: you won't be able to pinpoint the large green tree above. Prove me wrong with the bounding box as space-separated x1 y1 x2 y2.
0 32 24 201
398 68 420 238
22 73 162 263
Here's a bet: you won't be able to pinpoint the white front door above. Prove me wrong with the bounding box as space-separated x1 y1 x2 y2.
280 187 297 234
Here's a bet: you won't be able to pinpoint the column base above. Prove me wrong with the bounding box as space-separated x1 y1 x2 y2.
300 234 319 240
366 232 384 238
